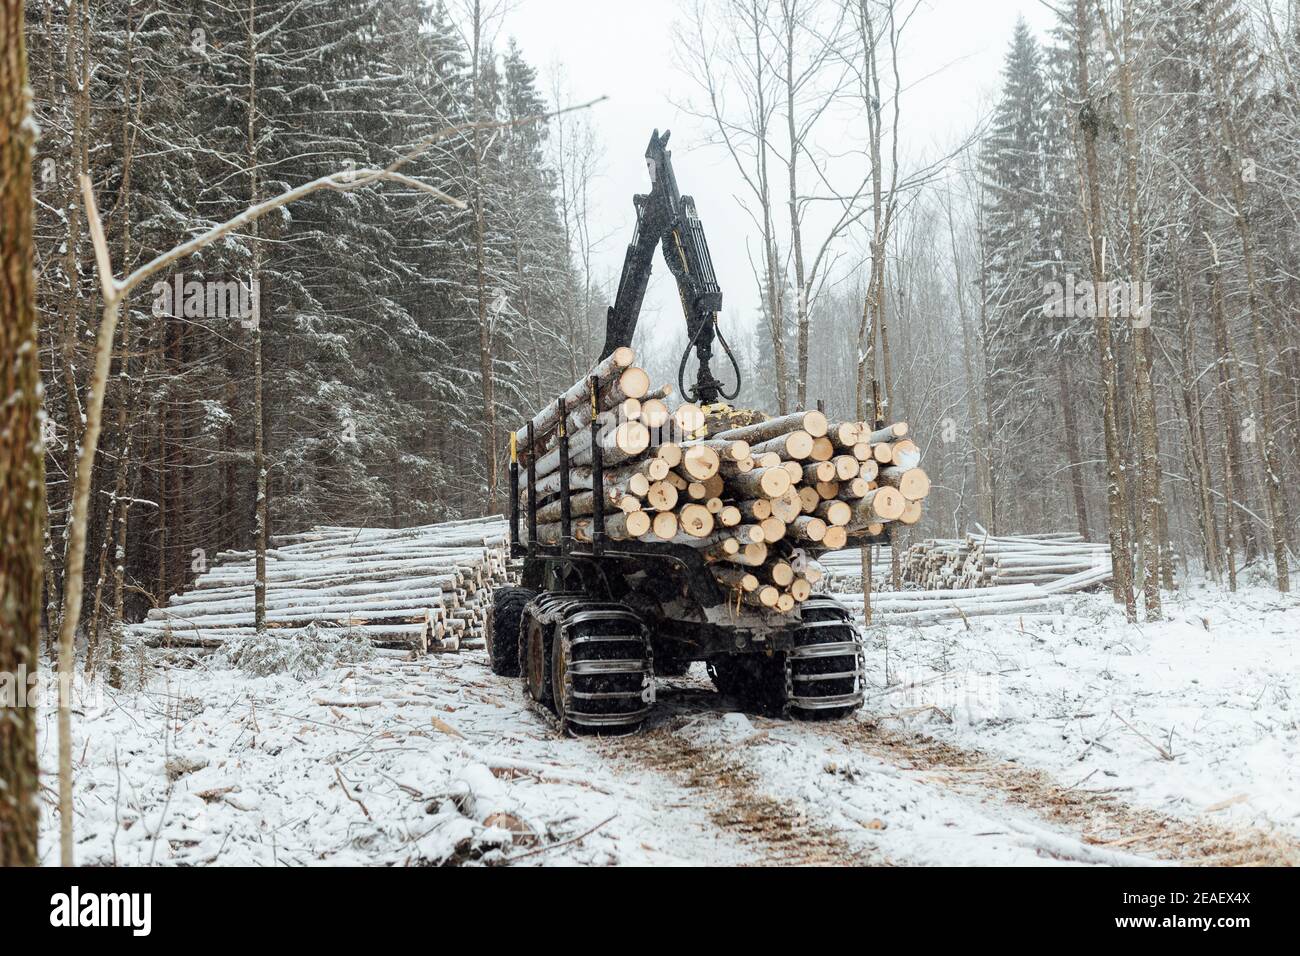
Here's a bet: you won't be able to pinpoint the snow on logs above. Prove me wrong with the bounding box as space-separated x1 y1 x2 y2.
513 350 926 614
896 532 1111 591
130 516 511 652
818 532 1113 626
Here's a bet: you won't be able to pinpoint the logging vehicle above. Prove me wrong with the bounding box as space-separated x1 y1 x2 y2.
490 130 884 733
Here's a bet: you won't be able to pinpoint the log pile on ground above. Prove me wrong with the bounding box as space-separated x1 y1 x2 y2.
817 533 1111 595
129 516 510 653
814 546 894 593
830 532 1114 627
515 348 928 613
838 566 1112 627
899 532 1111 590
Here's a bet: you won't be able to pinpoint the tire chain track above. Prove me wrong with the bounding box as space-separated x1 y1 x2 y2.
821 718 1299 866
595 719 889 867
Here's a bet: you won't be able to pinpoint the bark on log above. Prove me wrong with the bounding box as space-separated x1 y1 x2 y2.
513 346 635 449
804 461 836 483
791 516 828 542
864 421 908 443
837 478 872 500
703 537 740 561
696 438 751 461
534 420 650 476
713 566 759 591
750 430 814 460
712 410 828 442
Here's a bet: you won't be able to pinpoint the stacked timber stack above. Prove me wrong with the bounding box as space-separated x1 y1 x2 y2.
814 546 893 593
837 567 1110 627
129 516 511 653
899 532 1110 591
821 532 1113 627
513 349 930 614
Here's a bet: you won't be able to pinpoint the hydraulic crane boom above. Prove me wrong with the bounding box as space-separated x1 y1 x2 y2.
600 129 741 405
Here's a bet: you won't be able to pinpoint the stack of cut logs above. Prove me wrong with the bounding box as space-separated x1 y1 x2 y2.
838 533 1113 626
515 348 930 613
129 516 511 653
814 546 894 593
900 532 1110 590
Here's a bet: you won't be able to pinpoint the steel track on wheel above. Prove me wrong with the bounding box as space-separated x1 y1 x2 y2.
783 596 866 715
521 594 653 735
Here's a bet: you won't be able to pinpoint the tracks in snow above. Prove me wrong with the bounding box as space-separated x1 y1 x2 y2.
821 718 1300 867
573 671 1297 866
595 721 886 866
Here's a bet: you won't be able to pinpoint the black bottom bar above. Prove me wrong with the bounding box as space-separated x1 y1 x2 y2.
0 864 1284 943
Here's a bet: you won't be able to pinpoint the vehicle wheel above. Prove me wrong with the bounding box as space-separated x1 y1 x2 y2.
522 608 553 707
551 627 570 728
486 586 534 677
787 600 864 720
551 605 651 733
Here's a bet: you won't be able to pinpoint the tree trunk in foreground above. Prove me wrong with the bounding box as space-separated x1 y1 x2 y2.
0 0 45 866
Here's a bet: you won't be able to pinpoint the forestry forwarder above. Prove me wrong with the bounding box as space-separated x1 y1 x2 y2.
490 130 870 733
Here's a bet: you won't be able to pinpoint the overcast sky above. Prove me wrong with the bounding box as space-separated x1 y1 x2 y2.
503 0 1059 355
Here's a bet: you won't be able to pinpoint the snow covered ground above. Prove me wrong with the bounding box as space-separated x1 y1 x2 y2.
863 583 1300 846
36 584 1299 866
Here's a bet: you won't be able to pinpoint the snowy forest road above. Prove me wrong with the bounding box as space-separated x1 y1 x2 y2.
41 588 1300 867
586 672 1297 867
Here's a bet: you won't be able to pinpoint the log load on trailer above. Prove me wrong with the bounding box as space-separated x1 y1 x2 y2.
490 130 928 733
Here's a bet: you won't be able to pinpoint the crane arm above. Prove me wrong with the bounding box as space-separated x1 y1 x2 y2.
600 129 741 405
